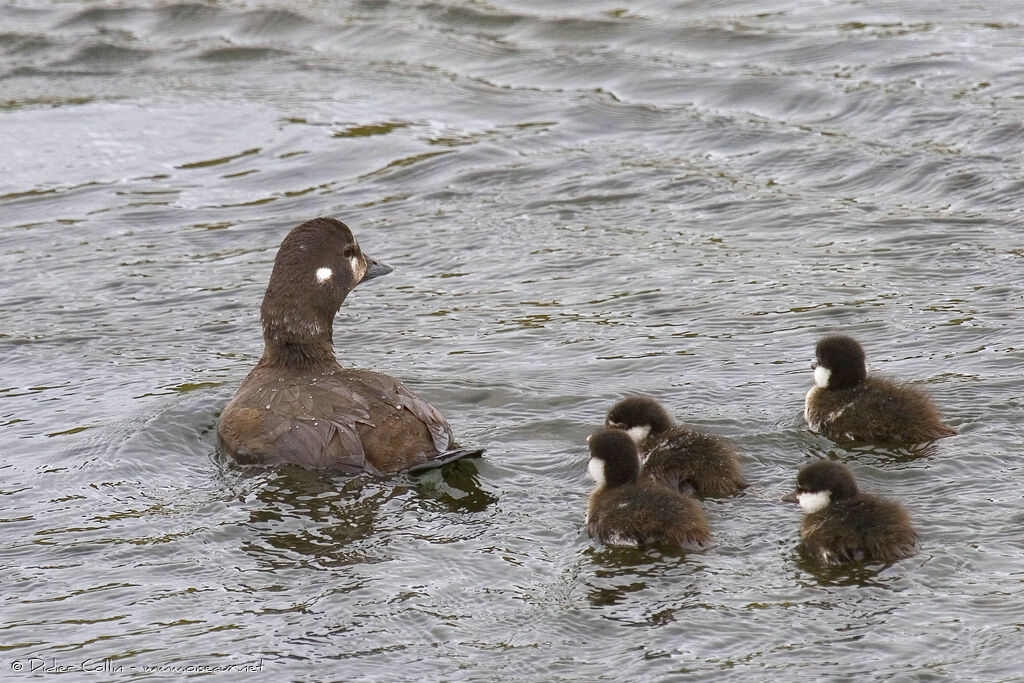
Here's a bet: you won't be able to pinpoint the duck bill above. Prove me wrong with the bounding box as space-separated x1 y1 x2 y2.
362 256 393 282
780 491 799 504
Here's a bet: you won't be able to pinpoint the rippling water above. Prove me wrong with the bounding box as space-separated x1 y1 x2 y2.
3 0 1023 679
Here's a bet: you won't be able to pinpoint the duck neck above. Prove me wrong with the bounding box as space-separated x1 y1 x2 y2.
258 299 339 371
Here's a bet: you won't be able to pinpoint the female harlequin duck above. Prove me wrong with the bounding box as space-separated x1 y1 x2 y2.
605 396 746 497
804 334 955 443
781 459 917 565
217 217 479 475
585 428 711 549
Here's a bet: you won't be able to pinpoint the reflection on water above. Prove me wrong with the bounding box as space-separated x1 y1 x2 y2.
237 471 392 569
230 458 495 569
583 545 703 610
821 440 943 464
790 553 911 590
407 459 496 513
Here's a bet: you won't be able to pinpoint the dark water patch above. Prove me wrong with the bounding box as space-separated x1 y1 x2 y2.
55 6 141 31
332 120 412 138
176 147 261 170
425 3 526 36
151 2 225 33
198 46 290 63
54 42 154 70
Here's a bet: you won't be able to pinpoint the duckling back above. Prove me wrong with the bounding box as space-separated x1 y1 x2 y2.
806 376 955 443
586 483 711 549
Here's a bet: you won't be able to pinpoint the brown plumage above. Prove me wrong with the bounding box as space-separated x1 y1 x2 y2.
585 429 711 549
605 396 747 497
219 368 454 474
781 460 917 565
805 334 955 443
217 217 478 475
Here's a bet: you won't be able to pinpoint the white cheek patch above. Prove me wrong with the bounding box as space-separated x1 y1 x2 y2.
798 490 831 514
626 425 650 445
350 255 368 281
587 458 606 487
814 365 831 389
315 267 333 284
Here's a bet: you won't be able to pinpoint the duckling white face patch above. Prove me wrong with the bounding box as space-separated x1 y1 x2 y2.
626 425 650 445
797 490 831 514
587 458 606 487
316 267 333 284
814 365 831 388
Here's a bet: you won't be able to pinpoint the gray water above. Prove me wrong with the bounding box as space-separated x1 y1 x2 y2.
2 0 1023 679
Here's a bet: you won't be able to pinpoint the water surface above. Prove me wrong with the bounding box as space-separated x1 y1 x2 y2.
2 1 1023 679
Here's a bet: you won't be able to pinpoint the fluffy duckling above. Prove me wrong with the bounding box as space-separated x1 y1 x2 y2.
585 428 711 549
605 396 746 497
804 334 955 443
781 459 917 565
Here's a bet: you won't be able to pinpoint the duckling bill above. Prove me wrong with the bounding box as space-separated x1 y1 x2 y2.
217 217 480 475
585 428 711 549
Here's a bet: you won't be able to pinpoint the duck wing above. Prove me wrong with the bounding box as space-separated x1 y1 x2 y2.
219 375 378 473
219 368 456 474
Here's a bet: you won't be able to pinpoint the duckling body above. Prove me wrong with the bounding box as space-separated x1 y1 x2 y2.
605 396 746 497
804 334 954 443
782 460 917 565
585 428 710 549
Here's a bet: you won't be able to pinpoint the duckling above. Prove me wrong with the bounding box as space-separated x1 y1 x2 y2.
605 396 746 497
804 334 955 443
585 428 711 549
781 459 917 565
